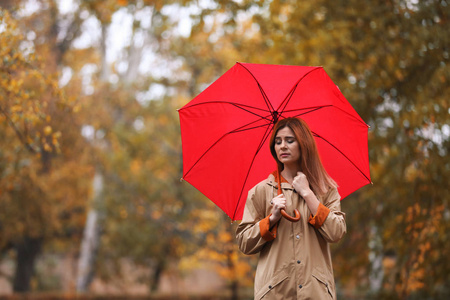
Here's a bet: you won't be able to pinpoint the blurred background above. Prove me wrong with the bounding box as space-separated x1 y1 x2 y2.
0 0 448 299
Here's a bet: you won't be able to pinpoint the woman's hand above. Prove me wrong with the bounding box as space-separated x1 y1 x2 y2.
292 172 313 198
269 194 286 226
293 171 320 216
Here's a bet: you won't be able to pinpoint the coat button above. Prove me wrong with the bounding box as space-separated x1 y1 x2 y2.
297 260 301 264
296 234 300 239
299 284 303 289
269 285 272 289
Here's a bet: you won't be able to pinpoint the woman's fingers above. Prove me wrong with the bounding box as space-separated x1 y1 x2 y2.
271 194 285 204
271 194 286 210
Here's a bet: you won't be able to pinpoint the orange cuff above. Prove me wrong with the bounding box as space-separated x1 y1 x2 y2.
259 214 277 241
308 203 330 229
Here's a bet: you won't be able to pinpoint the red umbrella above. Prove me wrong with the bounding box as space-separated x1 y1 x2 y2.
178 62 371 221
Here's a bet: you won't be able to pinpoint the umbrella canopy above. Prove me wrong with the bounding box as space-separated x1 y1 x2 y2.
178 62 371 221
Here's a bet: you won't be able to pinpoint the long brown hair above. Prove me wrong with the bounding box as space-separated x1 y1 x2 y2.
269 117 337 195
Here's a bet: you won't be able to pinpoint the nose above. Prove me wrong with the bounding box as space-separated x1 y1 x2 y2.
280 141 288 149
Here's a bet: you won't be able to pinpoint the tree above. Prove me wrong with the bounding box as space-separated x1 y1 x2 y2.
1 0 212 293
0 7 91 292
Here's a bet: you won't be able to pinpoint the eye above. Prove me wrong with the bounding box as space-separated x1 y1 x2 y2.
287 138 295 144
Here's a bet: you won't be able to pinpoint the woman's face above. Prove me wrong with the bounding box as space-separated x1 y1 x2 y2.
274 126 300 166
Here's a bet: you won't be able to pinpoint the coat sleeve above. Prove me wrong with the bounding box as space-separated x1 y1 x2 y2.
313 187 347 243
235 185 272 255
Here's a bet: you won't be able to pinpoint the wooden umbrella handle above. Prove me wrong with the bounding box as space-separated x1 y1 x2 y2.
280 208 301 222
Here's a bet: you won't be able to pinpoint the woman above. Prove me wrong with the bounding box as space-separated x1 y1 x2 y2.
236 117 346 299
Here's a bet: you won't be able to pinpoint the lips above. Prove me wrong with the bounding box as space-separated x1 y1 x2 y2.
280 153 290 158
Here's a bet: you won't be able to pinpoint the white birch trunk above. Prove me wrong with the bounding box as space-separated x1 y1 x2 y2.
368 225 384 292
76 172 103 292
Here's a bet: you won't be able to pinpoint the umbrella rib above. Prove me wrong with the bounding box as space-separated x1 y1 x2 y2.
237 62 275 113
180 101 270 113
229 103 272 122
232 122 273 133
285 105 331 117
312 132 371 183
180 101 271 121
277 67 322 115
287 105 369 127
278 83 298 114
232 122 274 220
182 118 272 179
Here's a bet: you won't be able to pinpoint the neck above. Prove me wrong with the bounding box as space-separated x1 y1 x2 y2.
281 163 300 183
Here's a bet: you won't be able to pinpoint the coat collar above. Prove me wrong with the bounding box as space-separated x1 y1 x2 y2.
267 170 295 190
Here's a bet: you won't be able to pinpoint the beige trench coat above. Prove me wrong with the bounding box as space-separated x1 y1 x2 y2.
236 173 346 300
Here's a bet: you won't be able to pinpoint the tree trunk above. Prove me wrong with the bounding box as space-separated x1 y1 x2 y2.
76 18 109 293
76 171 103 292
100 24 110 81
369 225 384 293
226 249 239 300
230 279 239 300
150 258 165 292
13 237 42 292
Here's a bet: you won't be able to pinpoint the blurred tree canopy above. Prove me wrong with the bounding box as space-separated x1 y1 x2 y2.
0 7 92 292
0 0 449 299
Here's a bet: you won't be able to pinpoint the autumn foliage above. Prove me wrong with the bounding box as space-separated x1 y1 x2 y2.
1 0 449 299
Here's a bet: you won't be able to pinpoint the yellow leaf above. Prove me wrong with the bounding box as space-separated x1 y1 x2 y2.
11 105 22 112
44 126 52 135
120 208 128 219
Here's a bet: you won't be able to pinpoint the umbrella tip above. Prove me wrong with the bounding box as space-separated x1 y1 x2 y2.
370 181 374 185
180 178 184 182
